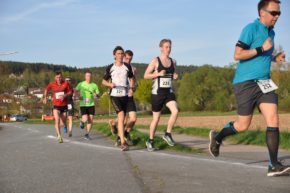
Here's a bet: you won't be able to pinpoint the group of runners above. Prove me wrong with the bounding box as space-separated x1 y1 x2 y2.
43 0 290 176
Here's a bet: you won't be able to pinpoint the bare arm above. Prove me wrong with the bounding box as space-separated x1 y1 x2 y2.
102 79 115 88
234 38 273 61
144 58 164 79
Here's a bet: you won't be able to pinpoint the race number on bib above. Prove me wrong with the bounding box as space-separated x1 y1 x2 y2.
68 104 72 110
159 78 172 88
84 98 91 105
257 79 278 94
111 87 127 97
55 92 64 99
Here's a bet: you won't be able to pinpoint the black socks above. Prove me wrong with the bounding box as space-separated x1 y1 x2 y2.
266 127 279 166
215 121 238 143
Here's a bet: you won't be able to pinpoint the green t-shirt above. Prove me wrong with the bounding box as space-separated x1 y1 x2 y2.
76 81 100 107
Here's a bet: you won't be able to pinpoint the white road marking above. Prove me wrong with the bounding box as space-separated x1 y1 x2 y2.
46 135 267 170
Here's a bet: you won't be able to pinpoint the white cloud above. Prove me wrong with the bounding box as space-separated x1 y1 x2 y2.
0 0 76 24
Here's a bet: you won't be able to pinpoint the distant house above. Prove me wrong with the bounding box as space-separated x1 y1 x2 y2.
13 86 27 99
0 93 14 104
28 88 44 99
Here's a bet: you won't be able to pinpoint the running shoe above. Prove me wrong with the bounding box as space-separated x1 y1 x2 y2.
84 133 92 140
115 137 121 147
162 133 176 146
57 135 63 143
125 131 133 146
109 119 118 136
146 140 155 152
63 127 68 134
68 131 72 137
209 130 221 157
80 121 85 129
267 162 290 177
120 143 129 151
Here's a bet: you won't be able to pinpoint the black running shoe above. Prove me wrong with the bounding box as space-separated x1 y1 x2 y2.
162 133 176 146
146 140 155 152
125 131 133 146
267 162 290 177
209 130 221 157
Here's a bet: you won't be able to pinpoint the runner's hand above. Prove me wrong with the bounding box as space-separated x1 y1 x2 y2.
128 88 133 97
173 73 178 80
110 83 116 89
275 52 286 63
158 70 166 77
262 38 273 52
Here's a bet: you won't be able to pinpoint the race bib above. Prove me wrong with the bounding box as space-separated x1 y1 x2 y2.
55 92 64 99
84 98 91 105
257 79 278 94
111 87 127 97
159 78 172 88
68 104 72 110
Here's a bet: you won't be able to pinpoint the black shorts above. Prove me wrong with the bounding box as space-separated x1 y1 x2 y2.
234 80 278 116
111 96 128 114
127 96 137 112
151 92 176 112
80 106 95 116
53 106 68 113
67 104 74 116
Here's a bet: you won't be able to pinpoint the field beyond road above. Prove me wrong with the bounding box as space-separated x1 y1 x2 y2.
95 113 290 132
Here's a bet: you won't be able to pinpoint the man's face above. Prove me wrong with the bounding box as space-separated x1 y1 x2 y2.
124 54 133 64
55 74 62 84
261 2 281 27
160 42 171 56
114 50 124 62
85 73 91 82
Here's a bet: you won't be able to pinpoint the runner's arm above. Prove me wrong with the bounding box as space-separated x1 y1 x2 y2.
144 58 162 80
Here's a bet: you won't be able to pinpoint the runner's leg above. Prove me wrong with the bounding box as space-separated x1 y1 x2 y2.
149 111 161 140
165 101 178 133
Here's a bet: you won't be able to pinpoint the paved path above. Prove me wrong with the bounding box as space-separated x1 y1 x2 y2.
1 123 290 193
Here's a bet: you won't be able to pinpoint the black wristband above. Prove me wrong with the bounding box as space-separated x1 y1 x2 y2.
256 47 264 55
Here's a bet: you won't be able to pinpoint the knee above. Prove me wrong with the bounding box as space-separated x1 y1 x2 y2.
267 114 279 127
131 116 137 123
171 108 179 116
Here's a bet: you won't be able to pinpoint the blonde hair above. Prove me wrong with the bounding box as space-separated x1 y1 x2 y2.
159 39 172 47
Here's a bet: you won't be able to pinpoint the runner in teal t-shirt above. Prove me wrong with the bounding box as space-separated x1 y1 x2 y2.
75 71 100 140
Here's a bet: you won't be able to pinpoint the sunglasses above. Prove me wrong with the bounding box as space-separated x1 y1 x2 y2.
264 9 281 17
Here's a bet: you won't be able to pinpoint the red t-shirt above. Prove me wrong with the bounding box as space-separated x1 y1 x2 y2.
45 81 72 106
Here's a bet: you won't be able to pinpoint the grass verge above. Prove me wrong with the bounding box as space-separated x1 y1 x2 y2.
146 125 290 150
93 123 202 154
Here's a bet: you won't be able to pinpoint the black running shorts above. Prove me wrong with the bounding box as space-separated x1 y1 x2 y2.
53 106 68 113
80 106 95 116
111 96 128 114
151 92 176 112
127 96 137 112
234 80 278 116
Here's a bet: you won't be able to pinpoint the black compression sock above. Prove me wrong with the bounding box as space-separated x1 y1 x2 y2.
165 132 171 136
215 121 238 143
266 127 279 166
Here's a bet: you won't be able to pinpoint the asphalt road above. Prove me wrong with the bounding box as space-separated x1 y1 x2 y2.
0 122 290 193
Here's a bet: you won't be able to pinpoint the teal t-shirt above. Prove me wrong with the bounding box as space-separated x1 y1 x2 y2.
76 81 100 107
233 19 275 84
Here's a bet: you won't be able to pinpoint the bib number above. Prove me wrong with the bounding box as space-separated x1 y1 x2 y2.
68 104 72 110
160 78 172 88
257 79 278 94
84 98 91 105
55 92 64 99
111 87 127 97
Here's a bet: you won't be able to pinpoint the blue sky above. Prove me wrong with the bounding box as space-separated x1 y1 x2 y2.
0 0 289 68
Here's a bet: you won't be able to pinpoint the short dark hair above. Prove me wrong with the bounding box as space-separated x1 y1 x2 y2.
159 39 172 47
55 71 62 76
258 0 281 16
85 70 92 74
125 50 134 57
113 46 124 55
